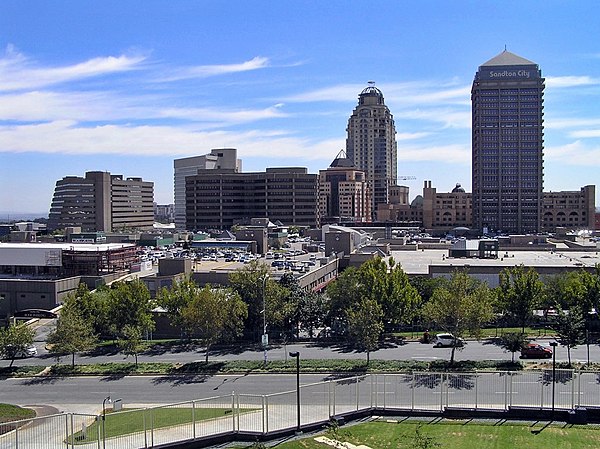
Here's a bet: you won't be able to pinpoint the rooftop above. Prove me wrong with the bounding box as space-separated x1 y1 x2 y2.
481 50 536 67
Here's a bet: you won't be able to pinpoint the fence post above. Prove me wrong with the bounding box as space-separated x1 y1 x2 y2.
382 374 386 410
143 409 147 449
571 371 575 410
368 374 377 408
261 396 266 434
65 414 69 449
356 376 360 411
504 373 508 411
231 392 236 433
328 381 332 418
332 380 336 417
411 374 415 411
96 416 101 449
578 371 582 408
440 373 445 412
146 409 154 447
540 378 544 409
475 374 478 410
192 400 196 440
265 395 269 433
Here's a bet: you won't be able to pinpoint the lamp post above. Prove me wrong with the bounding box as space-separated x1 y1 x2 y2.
289 351 301 434
102 396 111 449
549 341 558 415
262 275 269 368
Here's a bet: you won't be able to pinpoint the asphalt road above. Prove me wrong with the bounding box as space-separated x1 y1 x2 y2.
6 337 600 368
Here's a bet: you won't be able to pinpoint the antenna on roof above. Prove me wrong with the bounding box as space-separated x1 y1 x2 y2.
504 44 507 51
368 80 375 86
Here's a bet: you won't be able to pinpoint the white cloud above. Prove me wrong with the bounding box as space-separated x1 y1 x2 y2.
158 104 288 124
569 129 600 138
545 140 600 165
545 75 600 88
156 56 270 82
0 120 343 162
0 47 146 92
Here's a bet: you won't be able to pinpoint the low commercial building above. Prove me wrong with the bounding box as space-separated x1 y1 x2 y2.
0 242 137 321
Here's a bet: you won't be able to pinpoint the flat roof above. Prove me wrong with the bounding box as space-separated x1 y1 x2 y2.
0 242 136 252
386 249 600 275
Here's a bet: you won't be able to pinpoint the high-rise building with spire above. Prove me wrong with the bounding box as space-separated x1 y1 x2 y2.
346 84 397 220
471 50 545 234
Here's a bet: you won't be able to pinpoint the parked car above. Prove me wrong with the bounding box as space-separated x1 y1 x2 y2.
520 343 552 359
433 333 464 348
2 344 37 359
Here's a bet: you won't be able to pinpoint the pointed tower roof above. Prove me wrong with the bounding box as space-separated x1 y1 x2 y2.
481 50 536 67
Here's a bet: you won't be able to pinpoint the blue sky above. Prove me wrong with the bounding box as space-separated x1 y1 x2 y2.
1 1 600 216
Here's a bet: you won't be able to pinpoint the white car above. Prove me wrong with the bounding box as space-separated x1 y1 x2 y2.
3 344 37 359
433 333 464 348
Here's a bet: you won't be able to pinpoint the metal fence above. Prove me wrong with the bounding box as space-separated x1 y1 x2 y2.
2 369 598 449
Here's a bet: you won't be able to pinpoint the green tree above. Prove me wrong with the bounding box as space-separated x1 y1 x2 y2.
106 279 155 340
228 261 274 340
500 332 529 362
64 283 111 336
325 266 361 330
0 323 35 368
423 271 494 363
346 297 384 364
577 266 600 313
497 265 545 333
554 305 586 366
47 304 97 367
157 275 200 333
118 324 145 366
326 257 421 333
180 285 247 361
298 292 328 339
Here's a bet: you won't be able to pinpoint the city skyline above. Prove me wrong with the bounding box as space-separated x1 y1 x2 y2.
1 1 600 216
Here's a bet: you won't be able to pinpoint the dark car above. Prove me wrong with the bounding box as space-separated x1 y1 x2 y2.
520 343 552 359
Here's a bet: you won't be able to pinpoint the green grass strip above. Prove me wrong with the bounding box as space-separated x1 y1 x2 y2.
264 420 600 449
67 407 235 444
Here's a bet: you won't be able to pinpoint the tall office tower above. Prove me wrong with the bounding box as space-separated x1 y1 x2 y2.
346 84 397 220
173 148 241 230
472 50 545 234
48 171 154 232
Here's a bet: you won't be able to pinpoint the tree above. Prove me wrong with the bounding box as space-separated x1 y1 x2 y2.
554 305 586 366
228 261 275 340
180 285 247 361
106 279 155 340
118 325 145 366
326 257 421 334
157 275 201 334
497 265 544 333
298 292 328 339
64 283 111 336
499 332 529 362
423 271 494 363
47 304 97 367
0 323 35 368
577 266 600 314
346 297 384 364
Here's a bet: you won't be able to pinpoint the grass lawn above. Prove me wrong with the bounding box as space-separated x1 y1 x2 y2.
68 407 235 444
0 403 36 424
260 420 600 449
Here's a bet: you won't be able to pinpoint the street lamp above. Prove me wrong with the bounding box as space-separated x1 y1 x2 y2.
289 351 301 434
102 396 111 449
549 341 558 415
262 275 269 368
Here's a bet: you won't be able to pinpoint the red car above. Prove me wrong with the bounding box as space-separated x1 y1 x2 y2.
520 343 552 359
